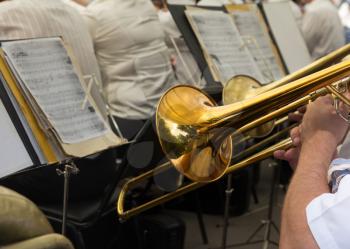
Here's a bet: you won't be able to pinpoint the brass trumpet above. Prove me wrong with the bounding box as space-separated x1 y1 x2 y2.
117 60 350 220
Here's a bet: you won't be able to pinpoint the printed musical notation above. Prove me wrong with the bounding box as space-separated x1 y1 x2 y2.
229 8 284 83
186 8 264 84
2 37 108 144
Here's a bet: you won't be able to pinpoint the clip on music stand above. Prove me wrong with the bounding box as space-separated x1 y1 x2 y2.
53 74 126 236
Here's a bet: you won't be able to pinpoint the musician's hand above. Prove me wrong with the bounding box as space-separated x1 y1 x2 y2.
300 95 349 148
274 126 301 170
288 106 306 123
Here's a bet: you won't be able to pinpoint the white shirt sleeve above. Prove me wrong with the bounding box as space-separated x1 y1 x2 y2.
306 175 350 249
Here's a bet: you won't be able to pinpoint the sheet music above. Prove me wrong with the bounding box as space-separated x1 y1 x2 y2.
186 9 264 84
2 38 108 144
0 97 33 178
230 9 284 83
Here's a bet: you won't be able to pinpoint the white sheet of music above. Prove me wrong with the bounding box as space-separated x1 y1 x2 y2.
186 9 264 84
0 99 32 178
2 37 108 144
230 9 284 83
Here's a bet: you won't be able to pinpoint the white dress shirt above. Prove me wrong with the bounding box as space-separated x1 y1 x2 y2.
81 0 176 120
307 170 350 248
339 2 350 28
302 0 345 60
0 0 107 118
157 10 206 88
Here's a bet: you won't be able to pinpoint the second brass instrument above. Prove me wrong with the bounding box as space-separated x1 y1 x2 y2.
156 60 350 183
117 59 350 221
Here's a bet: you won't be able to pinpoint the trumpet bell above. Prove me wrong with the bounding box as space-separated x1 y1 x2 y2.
223 75 275 138
223 75 261 103
156 85 232 182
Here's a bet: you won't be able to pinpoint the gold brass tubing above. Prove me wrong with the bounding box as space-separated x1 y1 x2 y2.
253 44 350 95
232 91 326 137
326 85 350 106
157 61 350 182
117 162 172 219
234 116 290 147
117 47 350 220
223 44 350 106
199 61 350 134
117 138 293 221
117 168 206 221
226 138 293 175
274 116 289 126
232 123 297 162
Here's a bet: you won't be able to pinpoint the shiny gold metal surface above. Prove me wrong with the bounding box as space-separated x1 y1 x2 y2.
223 44 350 104
117 138 293 220
223 75 261 104
222 44 350 137
156 60 350 183
223 75 275 138
117 48 350 221
156 86 232 183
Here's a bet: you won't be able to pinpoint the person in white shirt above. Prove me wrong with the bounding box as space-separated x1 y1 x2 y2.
151 0 207 88
0 0 106 118
301 0 345 60
274 94 350 248
0 0 117 203
74 0 176 140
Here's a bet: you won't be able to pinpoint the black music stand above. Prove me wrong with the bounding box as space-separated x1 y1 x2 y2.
223 159 280 249
40 147 128 249
56 160 80 235
168 4 223 92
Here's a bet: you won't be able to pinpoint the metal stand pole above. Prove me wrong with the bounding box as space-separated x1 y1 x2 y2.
225 160 280 249
221 174 234 249
195 192 209 245
56 162 79 235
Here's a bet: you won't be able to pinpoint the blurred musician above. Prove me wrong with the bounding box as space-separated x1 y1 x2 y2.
151 0 207 88
0 0 116 203
301 0 345 60
72 0 176 140
274 94 350 248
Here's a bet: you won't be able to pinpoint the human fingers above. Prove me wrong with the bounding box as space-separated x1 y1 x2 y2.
288 112 303 123
273 150 286 161
283 147 300 170
273 148 299 170
297 105 307 114
290 126 301 146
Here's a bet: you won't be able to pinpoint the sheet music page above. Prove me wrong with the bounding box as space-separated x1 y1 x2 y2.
2 37 108 144
186 8 264 84
229 8 284 83
0 98 33 178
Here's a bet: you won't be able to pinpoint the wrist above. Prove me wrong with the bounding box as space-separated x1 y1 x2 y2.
298 132 338 172
303 131 338 151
